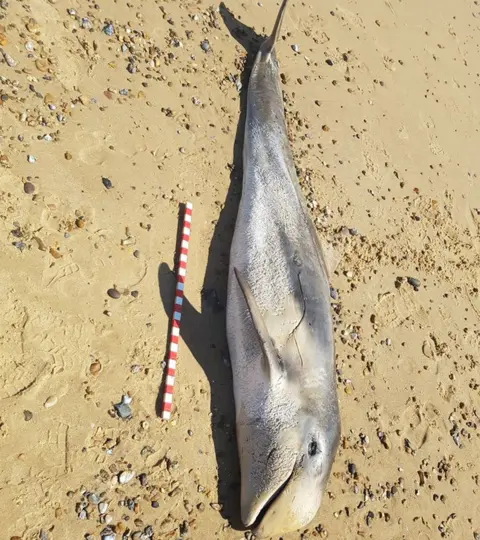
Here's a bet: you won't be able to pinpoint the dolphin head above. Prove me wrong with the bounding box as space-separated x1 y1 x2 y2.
231 268 340 538
238 393 340 539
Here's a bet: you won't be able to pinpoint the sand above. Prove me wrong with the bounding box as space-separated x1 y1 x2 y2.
1 0 479 539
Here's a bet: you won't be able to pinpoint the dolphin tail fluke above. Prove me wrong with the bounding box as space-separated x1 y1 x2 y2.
260 0 288 57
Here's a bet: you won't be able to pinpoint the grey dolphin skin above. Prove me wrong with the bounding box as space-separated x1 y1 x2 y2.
226 0 341 538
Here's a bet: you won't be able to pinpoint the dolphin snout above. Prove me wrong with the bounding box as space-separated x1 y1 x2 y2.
251 463 325 539
241 465 294 528
240 445 297 529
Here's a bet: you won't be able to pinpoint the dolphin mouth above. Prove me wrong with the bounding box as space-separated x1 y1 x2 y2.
249 466 295 533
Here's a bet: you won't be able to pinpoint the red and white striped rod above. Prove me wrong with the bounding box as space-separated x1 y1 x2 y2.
161 202 193 420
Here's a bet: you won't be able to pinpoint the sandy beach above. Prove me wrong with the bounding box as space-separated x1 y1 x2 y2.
1 0 479 538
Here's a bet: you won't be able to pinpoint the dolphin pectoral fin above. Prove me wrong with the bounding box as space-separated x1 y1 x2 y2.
233 267 283 379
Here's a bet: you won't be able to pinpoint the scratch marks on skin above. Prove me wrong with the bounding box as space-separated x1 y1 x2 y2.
289 273 307 369
290 273 306 336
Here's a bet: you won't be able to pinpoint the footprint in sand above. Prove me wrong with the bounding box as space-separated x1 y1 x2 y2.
0 301 47 400
401 401 444 450
76 130 113 166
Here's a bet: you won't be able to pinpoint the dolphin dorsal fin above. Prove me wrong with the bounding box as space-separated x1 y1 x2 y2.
233 268 283 380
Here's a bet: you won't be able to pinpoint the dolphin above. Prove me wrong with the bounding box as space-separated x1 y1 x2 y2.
226 1 341 537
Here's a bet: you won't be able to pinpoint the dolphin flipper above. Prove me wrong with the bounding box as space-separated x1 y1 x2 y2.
233 267 284 379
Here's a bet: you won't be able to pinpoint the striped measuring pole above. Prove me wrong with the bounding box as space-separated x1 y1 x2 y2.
161 202 193 420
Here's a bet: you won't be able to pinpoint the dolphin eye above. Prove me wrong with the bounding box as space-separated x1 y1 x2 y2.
308 440 319 456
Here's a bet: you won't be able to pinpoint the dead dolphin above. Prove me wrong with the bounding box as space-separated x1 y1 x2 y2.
226 0 341 537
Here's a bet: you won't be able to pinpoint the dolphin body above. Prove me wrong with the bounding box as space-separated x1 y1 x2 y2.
226 1 341 537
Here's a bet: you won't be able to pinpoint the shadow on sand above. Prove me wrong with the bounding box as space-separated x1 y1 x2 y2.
156 3 263 530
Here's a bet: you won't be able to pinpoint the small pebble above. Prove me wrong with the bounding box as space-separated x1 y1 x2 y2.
107 288 121 299
103 23 114 35
348 462 357 475
44 396 58 408
23 410 33 421
133 250 140 258
88 493 100 504
291 44 299 53
35 59 49 72
89 361 102 375
64 151 72 160
100 527 116 540
102 177 113 189
131 290 139 298
27 155 36 163
118 470 135 484
200 39 210 52
12 241 26 251
151 500 159 508
114 402 132 419
43 93 56 105
407 276 421 289
24 182 35 194
329 287 338 300
3 50 17 67
98 501 108 514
